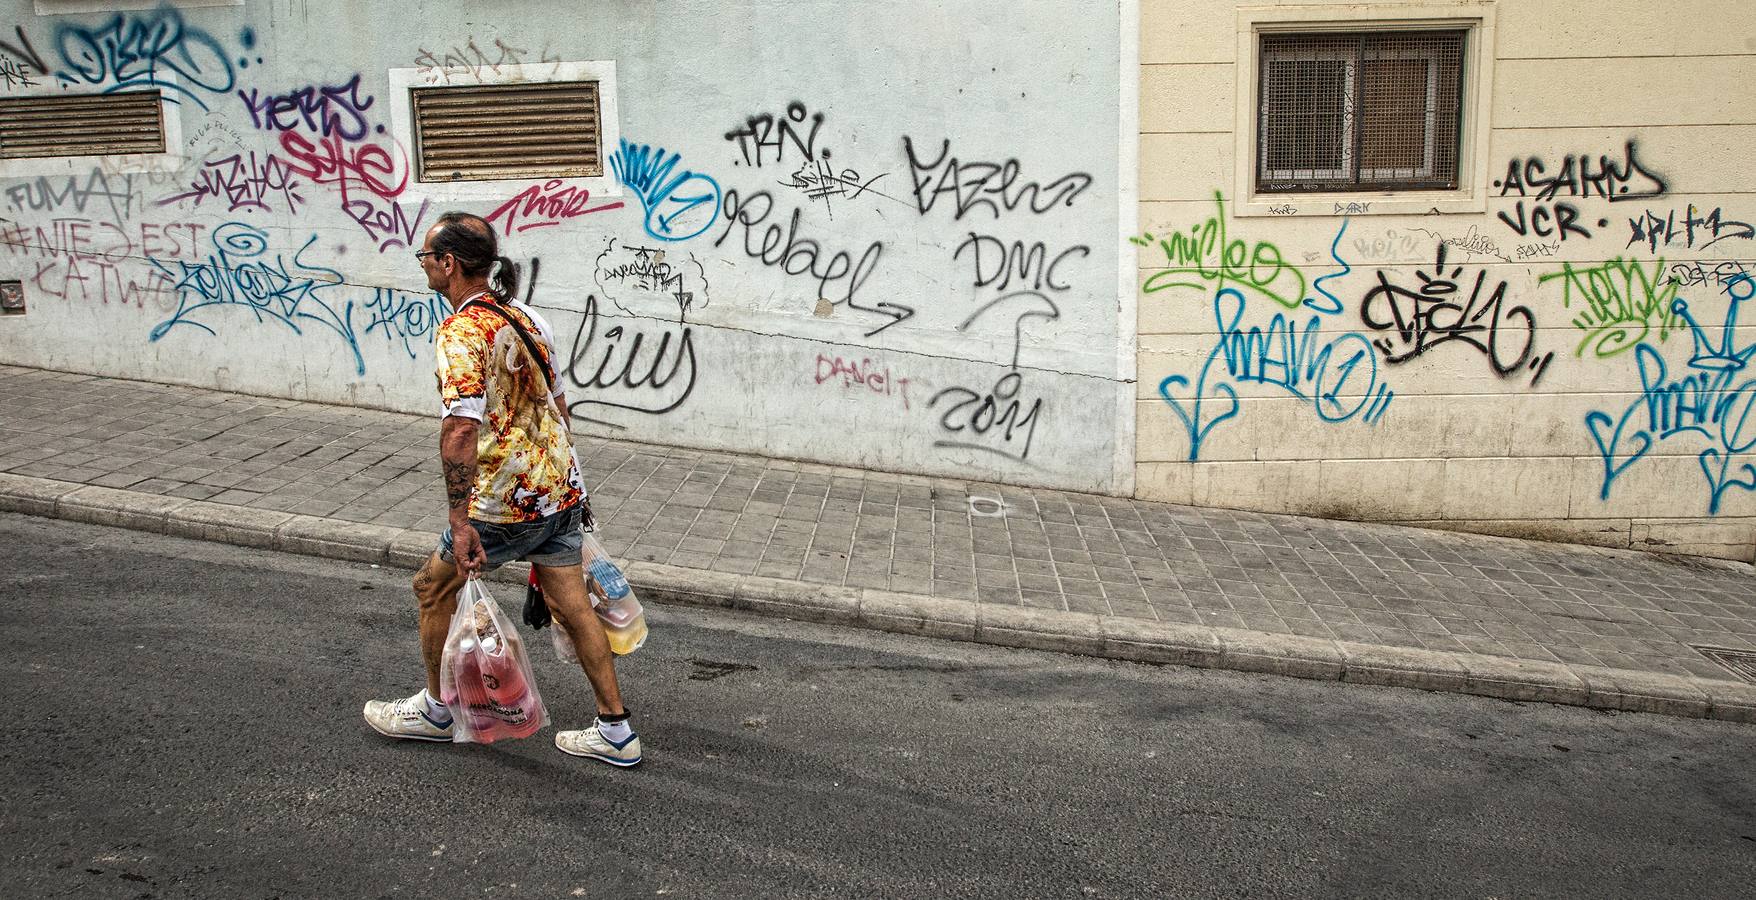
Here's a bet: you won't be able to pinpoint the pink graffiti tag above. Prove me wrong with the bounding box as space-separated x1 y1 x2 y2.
486 179 624 234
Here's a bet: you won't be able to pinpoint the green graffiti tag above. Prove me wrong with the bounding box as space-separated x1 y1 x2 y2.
1537 257 1681 359
1132 191 1307 309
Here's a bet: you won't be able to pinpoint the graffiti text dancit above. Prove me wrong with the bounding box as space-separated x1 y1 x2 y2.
240 74 375 142
6 169 143 227
486 179 624 234
1361 244 1553 385
1537 258 1680 359
53 8 238 109
147 223 368 373
610 140 721 242
1586 277 1756 515
158 152 305 214
815 354 913 410
1135 192 1308 310
903 137 1092 221
726 102 827 169
1627 205 1754 253
717 188 912 337
564 295 697 417
593 238 709 321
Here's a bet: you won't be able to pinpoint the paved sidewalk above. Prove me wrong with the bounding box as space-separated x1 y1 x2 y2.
3 365 1755 720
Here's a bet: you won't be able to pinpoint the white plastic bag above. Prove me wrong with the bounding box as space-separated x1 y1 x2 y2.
549 531 647 661
439 579 550 743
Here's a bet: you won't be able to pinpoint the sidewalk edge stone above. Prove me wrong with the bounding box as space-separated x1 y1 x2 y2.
165 501 297 550
1215 627 1344 680
859 589 978 642
0 474 83 516
977 604 1105 656
57 485 193 533
1337 641 1471 693
1101 617 1223 668
273 514 395 564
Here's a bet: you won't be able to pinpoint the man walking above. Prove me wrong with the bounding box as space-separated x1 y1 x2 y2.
363 211 640 767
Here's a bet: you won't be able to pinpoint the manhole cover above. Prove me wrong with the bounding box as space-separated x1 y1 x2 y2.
1691 645 1756 683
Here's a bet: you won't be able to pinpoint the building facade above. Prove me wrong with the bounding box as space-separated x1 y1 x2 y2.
2 1 1752 560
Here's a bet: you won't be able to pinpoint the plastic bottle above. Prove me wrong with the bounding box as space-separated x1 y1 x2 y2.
587 556 647 654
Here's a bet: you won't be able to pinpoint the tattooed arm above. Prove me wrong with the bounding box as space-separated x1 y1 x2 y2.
440 415 486 576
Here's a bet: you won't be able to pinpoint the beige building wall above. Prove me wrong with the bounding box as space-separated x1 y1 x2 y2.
1136 0 1756 560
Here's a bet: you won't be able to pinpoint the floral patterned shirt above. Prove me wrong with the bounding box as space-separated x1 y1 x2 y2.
434 294 584 524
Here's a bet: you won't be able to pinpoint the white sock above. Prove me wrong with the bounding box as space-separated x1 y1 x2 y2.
423 689 451 722
596 716 633 743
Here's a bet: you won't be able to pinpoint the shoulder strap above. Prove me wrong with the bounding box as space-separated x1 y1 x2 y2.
462 298 554 393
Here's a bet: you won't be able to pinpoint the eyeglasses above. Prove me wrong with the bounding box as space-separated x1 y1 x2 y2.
414 250 445 263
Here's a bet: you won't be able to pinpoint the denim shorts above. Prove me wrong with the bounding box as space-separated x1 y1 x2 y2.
438 503 585 570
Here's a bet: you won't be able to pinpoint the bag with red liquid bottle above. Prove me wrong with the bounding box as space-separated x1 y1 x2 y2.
438 578 550 743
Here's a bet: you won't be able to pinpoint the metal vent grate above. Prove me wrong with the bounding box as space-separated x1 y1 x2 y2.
411 81 602 182
1692 645 1756 684
1259 30 1463 193
0 91 165 159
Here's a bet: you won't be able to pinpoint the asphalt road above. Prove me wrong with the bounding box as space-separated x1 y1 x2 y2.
2 512 1752 900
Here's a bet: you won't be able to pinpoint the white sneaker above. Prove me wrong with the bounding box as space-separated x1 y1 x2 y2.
363 691 455 742
555 723 642 766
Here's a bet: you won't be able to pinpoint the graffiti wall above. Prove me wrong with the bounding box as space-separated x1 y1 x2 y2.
0 1 1132 493
1137 0 1756 560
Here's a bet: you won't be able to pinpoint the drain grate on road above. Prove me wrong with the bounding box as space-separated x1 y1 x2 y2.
1691 645 1756 683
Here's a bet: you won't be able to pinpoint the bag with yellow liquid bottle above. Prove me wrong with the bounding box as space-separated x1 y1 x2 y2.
536 530 647 662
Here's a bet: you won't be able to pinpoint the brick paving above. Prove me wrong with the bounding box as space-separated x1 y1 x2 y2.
4 365 1754 685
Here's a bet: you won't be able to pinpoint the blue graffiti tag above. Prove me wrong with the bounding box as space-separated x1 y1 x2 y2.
609 139 721 241
1156 225 1393 461
53 8 238 109
364 287 452 360
147 223 447 376
1585 275 1756 514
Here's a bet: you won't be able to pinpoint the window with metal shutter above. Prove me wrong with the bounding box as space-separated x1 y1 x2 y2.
1258 31 1464 193
0 91 165 159
411 81 602 182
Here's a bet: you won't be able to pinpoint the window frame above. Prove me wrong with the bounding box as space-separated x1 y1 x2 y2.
1232 2 1495 218
387 60 622 204
0 78 185 179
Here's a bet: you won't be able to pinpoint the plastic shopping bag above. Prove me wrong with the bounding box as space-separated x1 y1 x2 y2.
545 531 648 661
439 579 550 743
583 530 647 656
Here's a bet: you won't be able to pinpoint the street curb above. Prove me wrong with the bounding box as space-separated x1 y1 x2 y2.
4 473 1753 725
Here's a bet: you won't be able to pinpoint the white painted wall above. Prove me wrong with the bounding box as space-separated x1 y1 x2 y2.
0 0 1131 493
1138 0 1756 560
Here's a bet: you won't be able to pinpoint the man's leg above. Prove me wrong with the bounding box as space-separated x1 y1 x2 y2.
415 551 470 697
363 551 469 741
535 562 625 715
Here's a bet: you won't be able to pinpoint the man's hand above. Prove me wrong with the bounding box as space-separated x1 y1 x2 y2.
451 520 488 578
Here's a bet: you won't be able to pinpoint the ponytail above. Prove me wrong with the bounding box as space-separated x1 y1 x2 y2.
492 255 519 303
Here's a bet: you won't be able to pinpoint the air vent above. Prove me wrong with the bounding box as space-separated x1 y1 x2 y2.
411 81 602 182
0 91 165 159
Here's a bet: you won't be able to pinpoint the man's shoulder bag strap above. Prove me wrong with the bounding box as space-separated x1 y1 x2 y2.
461 297 555 394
